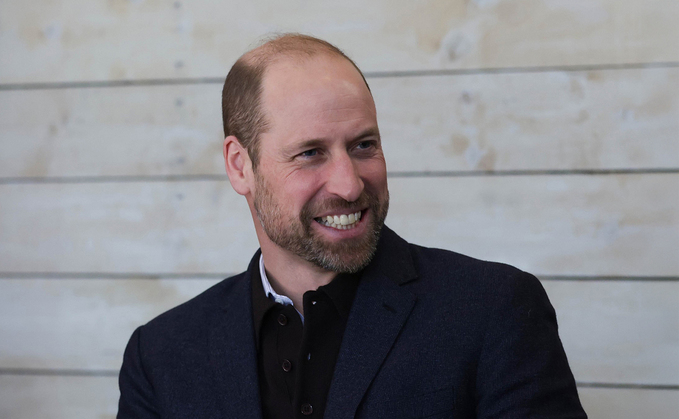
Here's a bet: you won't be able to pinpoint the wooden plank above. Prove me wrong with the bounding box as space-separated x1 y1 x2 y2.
0 375 118 419
387 174 679 276
0 374 676 419
578 387 679 419
0 67 676 178
0 181 260 275
542 281 679 386
377 67 679 172
0 84 224 178
0 280 677 385
1 0 677 84
0 174 676 276
0 278 220 371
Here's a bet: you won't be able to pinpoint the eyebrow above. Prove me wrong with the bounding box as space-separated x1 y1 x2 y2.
282 127 380 156
353 127 380 142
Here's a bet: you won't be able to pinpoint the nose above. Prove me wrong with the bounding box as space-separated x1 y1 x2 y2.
324 153 364 202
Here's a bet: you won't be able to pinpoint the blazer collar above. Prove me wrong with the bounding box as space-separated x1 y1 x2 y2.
208 227 418 419
324 226 418 419
361 225 418 286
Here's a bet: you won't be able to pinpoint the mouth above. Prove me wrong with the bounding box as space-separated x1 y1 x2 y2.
314 210 363 230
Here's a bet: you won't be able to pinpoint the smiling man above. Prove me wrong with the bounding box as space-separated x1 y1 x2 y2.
118 34 587 419
227 42 390 312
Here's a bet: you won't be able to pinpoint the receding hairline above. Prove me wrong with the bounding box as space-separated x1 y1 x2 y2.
221 33 371 169
237 33 371 92
242 33 347 64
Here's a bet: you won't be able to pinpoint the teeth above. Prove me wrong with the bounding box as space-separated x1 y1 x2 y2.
316 210 364 230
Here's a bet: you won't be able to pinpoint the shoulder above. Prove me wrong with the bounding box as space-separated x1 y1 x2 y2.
374 226 547 307
406 242 546 301
138 272 249 342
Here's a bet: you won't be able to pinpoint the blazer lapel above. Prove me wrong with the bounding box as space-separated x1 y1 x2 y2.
324 227 418 419
208 254 262 419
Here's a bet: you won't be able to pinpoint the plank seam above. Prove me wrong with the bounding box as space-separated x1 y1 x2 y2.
0 272 231 279
0 368 118 377
0 168 676 185
537 276 679 282
576 382 679 391
0 62 677 91
389 168 679 178
0 273 676 281
367 61 679 78
0 368 677 391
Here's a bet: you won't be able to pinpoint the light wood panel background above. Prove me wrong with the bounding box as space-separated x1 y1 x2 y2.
1 0 677 417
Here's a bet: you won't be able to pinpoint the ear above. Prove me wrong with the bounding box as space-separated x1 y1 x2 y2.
223 135 253 196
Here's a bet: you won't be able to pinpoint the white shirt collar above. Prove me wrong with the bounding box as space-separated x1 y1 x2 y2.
259 254 304 321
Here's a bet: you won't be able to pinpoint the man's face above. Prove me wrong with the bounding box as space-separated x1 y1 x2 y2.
251 54 389 273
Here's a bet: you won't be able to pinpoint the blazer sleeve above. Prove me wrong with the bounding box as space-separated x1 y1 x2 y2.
475 270 587 419
118 326 162 419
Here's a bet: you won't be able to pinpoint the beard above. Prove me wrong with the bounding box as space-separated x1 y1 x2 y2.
253 173 389 273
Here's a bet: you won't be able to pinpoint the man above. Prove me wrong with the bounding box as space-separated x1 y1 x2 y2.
118 34 586 419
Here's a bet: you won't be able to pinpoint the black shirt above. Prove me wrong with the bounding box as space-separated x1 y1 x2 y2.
251 265 360 419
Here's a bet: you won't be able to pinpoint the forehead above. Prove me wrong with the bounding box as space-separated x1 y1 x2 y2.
259 54 376 141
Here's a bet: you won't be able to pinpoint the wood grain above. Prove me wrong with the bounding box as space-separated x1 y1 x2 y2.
1 1 676 418
1 174 676 276
387 174 679 276
578 387 679 419
542 281 679 385
1 67 676 178
0 375 118 419
0 278 220 371
1 0 677 83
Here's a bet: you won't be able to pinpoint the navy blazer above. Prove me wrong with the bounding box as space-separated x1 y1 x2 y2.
118 226 586 418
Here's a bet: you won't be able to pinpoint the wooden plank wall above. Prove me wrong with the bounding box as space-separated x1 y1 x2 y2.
1 0 677 417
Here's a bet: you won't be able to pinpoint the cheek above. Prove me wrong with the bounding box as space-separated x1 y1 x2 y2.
283 173 323 211
361 161 388 190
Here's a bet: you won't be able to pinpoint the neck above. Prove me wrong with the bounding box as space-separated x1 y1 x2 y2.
260 247 337 316
248 202 338 315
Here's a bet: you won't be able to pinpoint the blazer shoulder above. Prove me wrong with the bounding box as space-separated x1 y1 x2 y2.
405 242 546 299
142 272 249 336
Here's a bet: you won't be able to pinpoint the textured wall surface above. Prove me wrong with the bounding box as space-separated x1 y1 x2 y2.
0 0 677 417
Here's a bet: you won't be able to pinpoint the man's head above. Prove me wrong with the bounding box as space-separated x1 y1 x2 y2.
221 33 370 169
223 34 389 273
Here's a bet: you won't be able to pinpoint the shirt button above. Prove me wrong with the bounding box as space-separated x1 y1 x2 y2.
277 313 288 326
301 403 313 415
281 359 292 372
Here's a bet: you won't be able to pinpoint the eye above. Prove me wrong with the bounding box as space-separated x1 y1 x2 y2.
355 140 377 151
300 149 318 158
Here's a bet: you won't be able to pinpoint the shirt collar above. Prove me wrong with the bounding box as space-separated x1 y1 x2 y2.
259 254 304 322
251 253 361 345
259 254 359 318
259 254 295 307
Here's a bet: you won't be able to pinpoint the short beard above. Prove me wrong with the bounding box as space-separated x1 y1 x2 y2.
254 174 388 273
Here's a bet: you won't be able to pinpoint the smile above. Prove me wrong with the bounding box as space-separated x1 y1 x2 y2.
314 211 363 230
